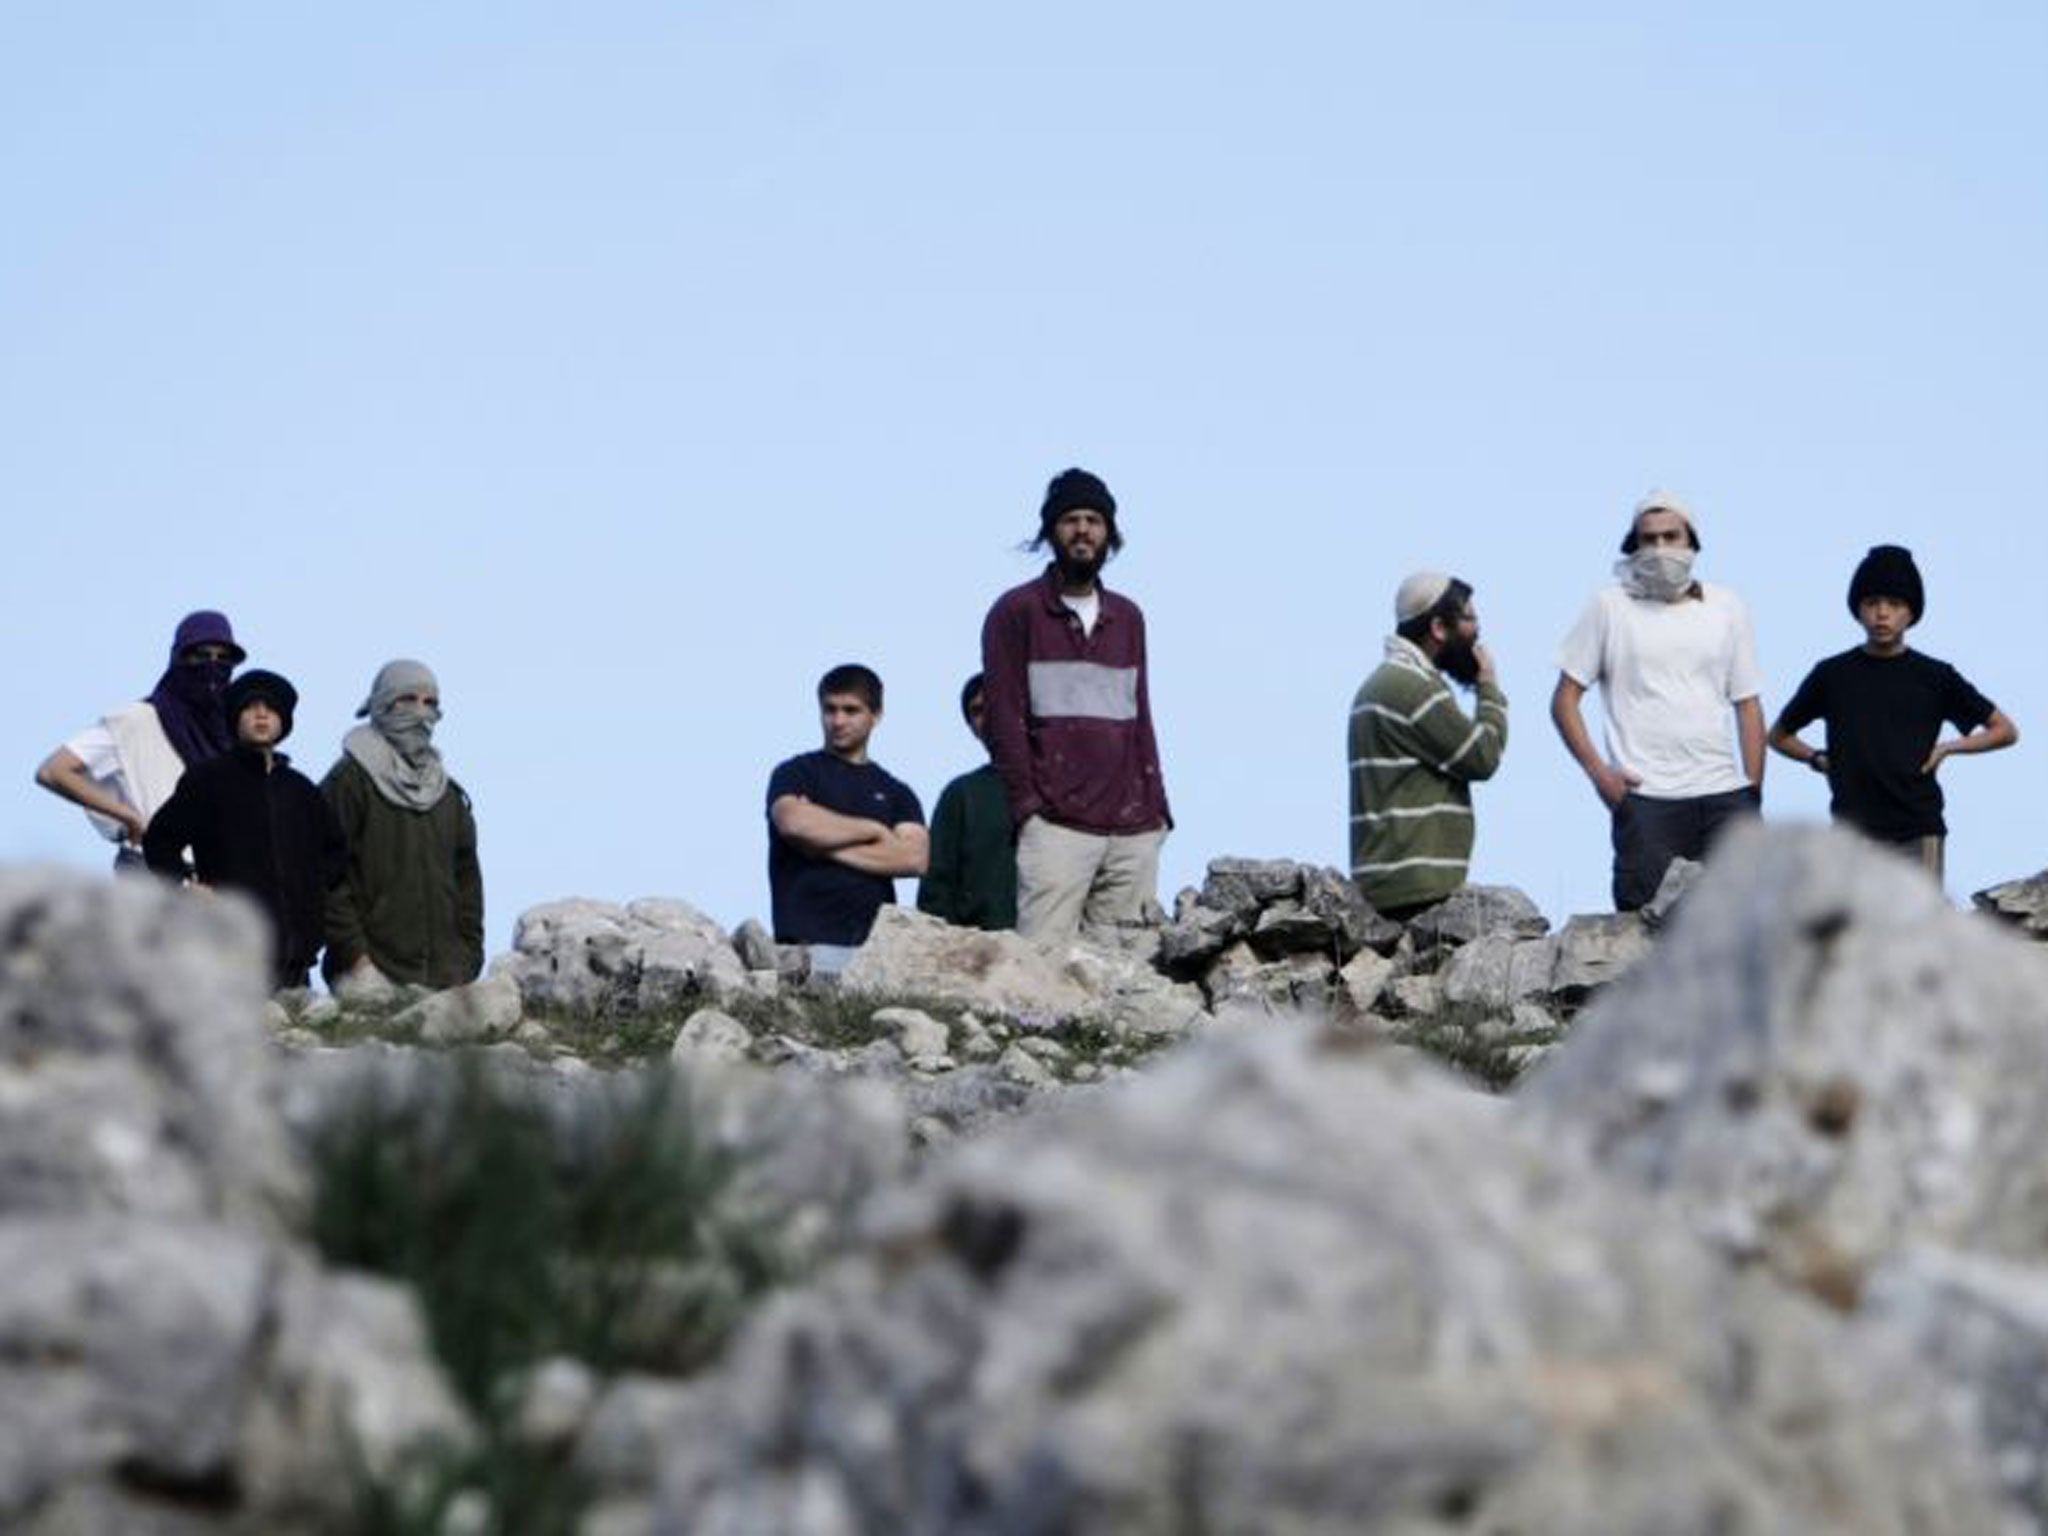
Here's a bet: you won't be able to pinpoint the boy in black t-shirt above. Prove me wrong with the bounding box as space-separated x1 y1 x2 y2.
765 663 928 954
1769 545 2017 881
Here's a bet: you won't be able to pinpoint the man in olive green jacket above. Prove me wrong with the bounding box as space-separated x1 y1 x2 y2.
321 660 484 991
917 673 1019 930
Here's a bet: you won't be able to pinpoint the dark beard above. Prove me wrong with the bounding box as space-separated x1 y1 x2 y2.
1436 635 1481 688
1054 544 1105 586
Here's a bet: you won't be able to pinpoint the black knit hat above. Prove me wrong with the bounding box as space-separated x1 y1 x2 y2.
1847 544 1924 624
224 668 299 743
1038 467 1120 547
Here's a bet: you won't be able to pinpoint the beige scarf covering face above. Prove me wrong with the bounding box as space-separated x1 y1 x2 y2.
344 659 449 811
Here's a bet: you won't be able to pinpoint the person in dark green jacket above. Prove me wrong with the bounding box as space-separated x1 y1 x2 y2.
320 660 484 992
917 673 1019 930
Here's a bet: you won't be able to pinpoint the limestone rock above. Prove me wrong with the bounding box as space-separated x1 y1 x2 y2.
1301 865 1404 958
1402 883 1550 948
1200 856 1305 917
512 1356 600 1452
731 918 779 972
1436 933 1558 1022
0 1216 270 1521
395 973 524 1046
0 868 300 1228
690 1066 910 1266
1520 823 2048 1291
872 1006 950 1062
1202 942 1333 1014
0 873 476 1531
649 1028 2005 1533
332 961 401 1008
1548 912 1651 1008
1156 903 1243 975
1973 870 2048 941
575 1374 711 1502
1380 972 1442 1019
239 1262 476 1518
497 897 750 1017
671 1008 754 1069
842 907 1201 1042
1246 899 1338 959
997 1043 1056 1087
1335 947 1395 1017
1862 1245 2048 1522
1641 856 1704 931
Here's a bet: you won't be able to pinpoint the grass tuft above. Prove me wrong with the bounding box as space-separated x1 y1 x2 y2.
309 1060 785 1531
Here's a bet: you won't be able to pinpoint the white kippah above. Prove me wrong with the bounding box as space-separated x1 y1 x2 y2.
1394 571 1454 624
1633 489 1698 536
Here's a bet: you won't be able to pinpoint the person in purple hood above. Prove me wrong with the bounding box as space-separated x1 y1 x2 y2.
35 610 245 869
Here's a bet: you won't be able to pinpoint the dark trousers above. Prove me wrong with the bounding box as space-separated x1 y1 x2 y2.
1612 787 1759 911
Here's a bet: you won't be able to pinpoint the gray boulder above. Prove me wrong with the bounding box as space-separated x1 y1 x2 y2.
1973 870 2048 941
1435 933 1558 1022
1547 912 1652 1007
842 907 1203 1042
496 897 753 1017
0 1216 270 1522
649 1028 2004 1534
0 867 301 1228
1520 823 2048 1293
1201 941 1334 1014
1401 883 1550 948
0 871 473 1529
670 1007 755 1069
238 1262 475 1519
731 917 780 973
1641 856 1705 931
1300 865 1404 957
1198 856 1305 918
1156 899 1244 974
392 972 524 1046
1862 1245 2048 1522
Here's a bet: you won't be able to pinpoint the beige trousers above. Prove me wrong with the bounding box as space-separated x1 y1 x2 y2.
1907 834 1945 884
1015 817 1167 944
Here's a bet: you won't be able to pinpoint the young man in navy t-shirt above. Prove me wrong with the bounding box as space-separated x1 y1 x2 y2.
1769 544 2017 883
766 663 928 950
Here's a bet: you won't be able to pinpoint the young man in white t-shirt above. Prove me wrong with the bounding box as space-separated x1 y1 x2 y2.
34 610 246 868
1550 493 1766 910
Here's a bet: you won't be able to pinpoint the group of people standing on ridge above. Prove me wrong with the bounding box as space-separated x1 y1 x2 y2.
766 467 1168 967
35 622 483 993
770 473 2018 964
36 474 2019 994
1349 491 2017 917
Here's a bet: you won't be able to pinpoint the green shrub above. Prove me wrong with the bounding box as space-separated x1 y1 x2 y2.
309 1062 785 1531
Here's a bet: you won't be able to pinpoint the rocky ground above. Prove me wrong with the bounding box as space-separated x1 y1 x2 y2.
8 830 2048 1532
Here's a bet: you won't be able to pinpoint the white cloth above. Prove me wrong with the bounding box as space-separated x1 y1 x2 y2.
1557 581 1762 798
63 703 185 841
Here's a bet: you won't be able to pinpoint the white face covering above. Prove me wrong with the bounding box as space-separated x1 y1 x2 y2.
1616 546 1697 601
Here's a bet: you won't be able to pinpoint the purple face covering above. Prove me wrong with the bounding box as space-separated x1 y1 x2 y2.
146 611 244 767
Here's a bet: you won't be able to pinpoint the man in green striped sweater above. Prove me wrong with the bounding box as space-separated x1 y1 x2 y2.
1349 572 1509 920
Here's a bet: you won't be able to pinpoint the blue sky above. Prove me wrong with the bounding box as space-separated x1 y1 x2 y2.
6 3 2046 945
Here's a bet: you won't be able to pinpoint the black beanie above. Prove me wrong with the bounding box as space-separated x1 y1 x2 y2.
1847 544 1924 624
1039 467 1118 541
224 668 299 743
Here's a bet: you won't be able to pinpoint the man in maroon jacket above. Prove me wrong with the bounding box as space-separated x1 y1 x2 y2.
980 467 1171 943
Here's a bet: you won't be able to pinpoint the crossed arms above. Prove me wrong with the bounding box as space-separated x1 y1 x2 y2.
771 795 928 877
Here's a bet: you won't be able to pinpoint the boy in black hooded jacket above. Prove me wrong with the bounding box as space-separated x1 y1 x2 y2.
145 669 348 988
